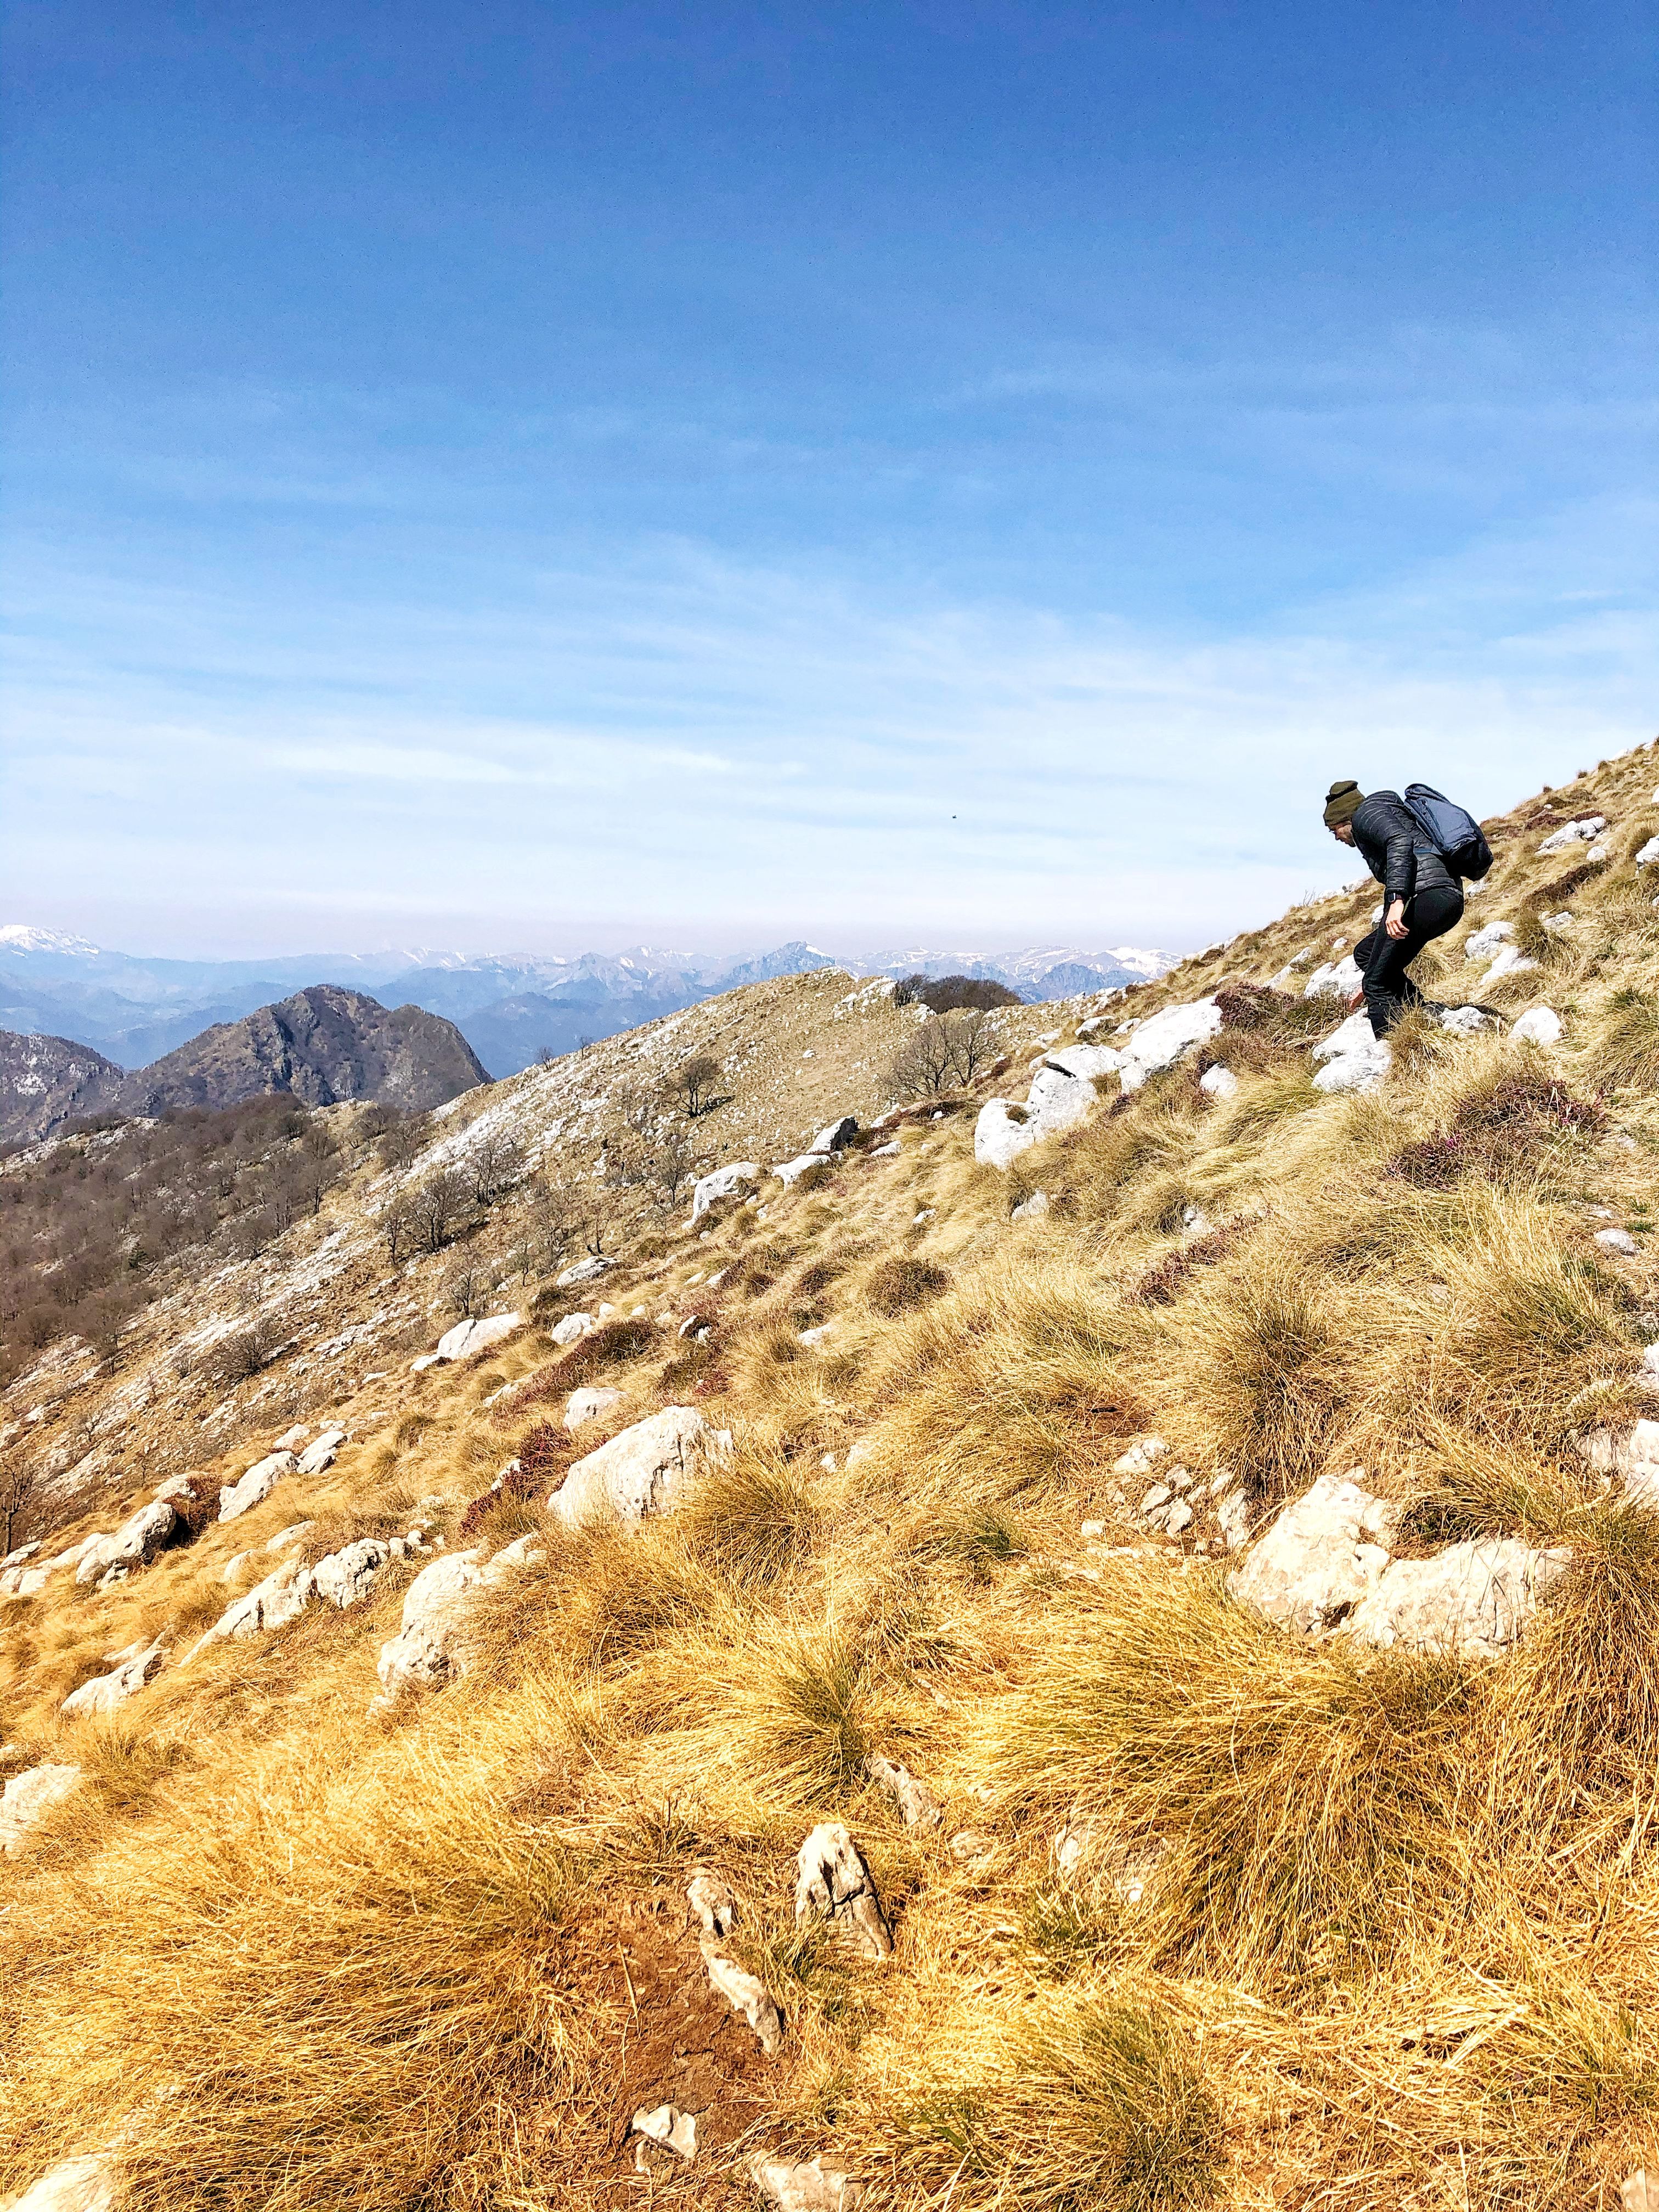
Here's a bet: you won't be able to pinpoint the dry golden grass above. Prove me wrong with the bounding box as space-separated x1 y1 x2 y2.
15 746 1659 2207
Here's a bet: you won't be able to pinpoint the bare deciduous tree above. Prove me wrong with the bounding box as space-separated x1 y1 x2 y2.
404 1170 468 1255
673 1053 725 1118
469 1130 525 1206
889 1009 1005 1098
1 1455 37 1554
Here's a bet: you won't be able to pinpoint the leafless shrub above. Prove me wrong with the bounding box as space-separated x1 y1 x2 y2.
1 1456 37 1553
207 1316 281 1388
442 1262 488 1319
673 1053 725 1118
889 1009 1005 1098
469 1130 525 1206
404 1171 469 1255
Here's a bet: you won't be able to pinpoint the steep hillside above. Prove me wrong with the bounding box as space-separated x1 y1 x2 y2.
115 984 488 1119
7 747 1659 2211
0 986 489 1147
0 1031 124 1147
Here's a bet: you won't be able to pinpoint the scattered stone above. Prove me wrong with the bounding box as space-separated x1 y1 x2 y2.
565 1385 623 1430
1312 1011 1393 1094
1512 1005 1563 1045
799 1322 837 1348
1118 998 1223 1091
374 1549 490 1694
1303 954 1364 1001
273 1424 310 1452
218 1450 298 1523
188 1555 312 1652
794 1822 892 1960
74 1498 178 1589
1637 838 1659 871
1010 1188 1049 1220
296 1426 347 1475
700 1939 785 2053
0 1761 81 1855
431 1312 522 1363
60 1635 167 1718
1346 1538 1572 1661
1464 921 1514 961
1229 1470 1400 1636
550 1311 596 1346
548 1406 729 1528
1596 1228 1639 1255
309 1537 392 1609
1622 2171 1659 2211
1481 944 1538 986
556 1255 616 1288
1537 814 1607 854
690 1161 760 1220
749 2156 861 2212
949 1829 996 1869
1214 1485 1255 1551
868 1139 902 1158
867 1754 941 1830
773 1152 833 1187
686 1869 738 1936
631 2104 697 2165
264 1520 313 1553
2 2151 119 2212
1438 1005 1494 1035
1198 1063 1239 1099
409 1353 441 1373
1113 1435 1168 1477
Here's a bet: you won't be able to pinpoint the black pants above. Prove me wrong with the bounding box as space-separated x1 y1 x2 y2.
1354 883 1464 1038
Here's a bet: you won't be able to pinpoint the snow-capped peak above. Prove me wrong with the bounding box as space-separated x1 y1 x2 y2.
0 924 102 957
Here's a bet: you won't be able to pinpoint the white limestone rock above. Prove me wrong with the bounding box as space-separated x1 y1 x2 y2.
565 1385 623 1430
1596 1228 1639 1256
773 1152 833 1187
1537 814 1606 855
431 1311 522 1363
1464 920 1514 961
309 1537 391 1609
2 2152 119 2211
1637 836 1659 869
1303 955 1364 1001
700 1937 784 2053
189 1556 312 1654
1438 1005 1495 1036
1198 1063 1239 1099
1118 998 1223 1091
273 1424 309 1453
556 1255 616 1288
1010 1188 1049 1220
1480 944 1539 986
631 2104 698 2163
548 1406 727 1528
61 1634 167 1718
690 1161 759 1220
296 1425 347 1475
1311 1012 1392 1094
809 1116 859 1153
1228 1470 1400 1635
798 1322 837 1348
374 1549 490 1694
867 1754 941 1830
868 1139 902 1158
686 1869 738 1936
75 1498 178 1589
1512 1005 1564 1045
749 2155 862 2212
794 1822 891 1961
1113 1435 1168 1477
1041 1043 1124 1080
218 1449 298 1523
550 1311 596 1346
1346 1539 1571 1660
0 1761 81 1855
974 1061 1099 1170
264 1520 313 1553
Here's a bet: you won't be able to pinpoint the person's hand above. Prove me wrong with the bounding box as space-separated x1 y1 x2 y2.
1346 986 1365 1012
1385 899 1408 940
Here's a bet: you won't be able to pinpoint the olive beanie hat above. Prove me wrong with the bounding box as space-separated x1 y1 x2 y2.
1323 778 1363 830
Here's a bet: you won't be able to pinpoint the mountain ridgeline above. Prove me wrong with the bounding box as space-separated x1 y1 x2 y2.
0 930 1173 1079
0 986 486 1150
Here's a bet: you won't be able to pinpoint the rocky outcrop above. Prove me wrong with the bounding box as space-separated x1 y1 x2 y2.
546 1406 727 1528
794 1823 891 1960
2 2151 120 2211
1513 1005 1564 1045
371 1534 541 1701
115 985 487 1120
0 1031 125 1148
218 1450 298 1522
61 1635 167 1717
1233 1471 1570 1659
690 1161 759 1220
1312 1012 1392 1096
686 1870 785 2053
1118 998 1222 1091
868 1755 940 1830
74 1500 178 1589
0 1761 81 1855
428 1312 522 1364
749 2156 862 2212
565 1386 622 1429
1537 814 1606 855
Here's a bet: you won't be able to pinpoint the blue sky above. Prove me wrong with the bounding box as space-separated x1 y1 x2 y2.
2 1 1654 957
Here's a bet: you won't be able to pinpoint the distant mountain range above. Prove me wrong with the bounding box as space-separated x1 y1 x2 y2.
0 985 486 1149
0 926 1174 1080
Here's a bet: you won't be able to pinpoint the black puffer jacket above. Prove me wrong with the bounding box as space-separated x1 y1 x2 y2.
1350 789 1456 906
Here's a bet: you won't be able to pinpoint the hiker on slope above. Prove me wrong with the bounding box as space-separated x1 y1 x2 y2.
1322 779 1464 1039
